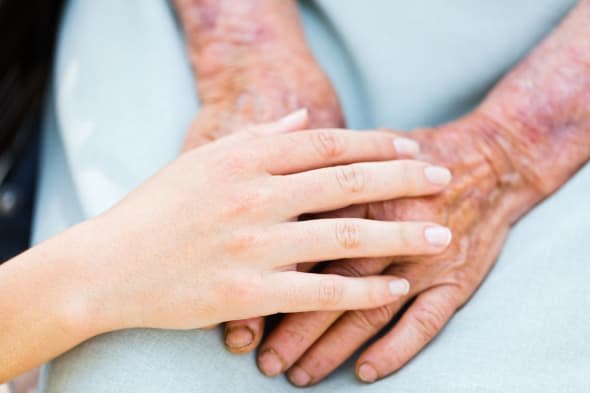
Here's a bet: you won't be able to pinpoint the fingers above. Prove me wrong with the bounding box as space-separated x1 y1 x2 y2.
257 311 342 377
266 271 410 314
254 129 420 175
243 109 310 137
279 160 451 216
257 258 389 377
224 318 265 354
286 298 407 386
355 286 460 383
266 220 452 267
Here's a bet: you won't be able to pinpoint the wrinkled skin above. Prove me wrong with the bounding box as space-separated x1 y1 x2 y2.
256 0 590 385
256 113 542 385
174 0 343 151
173 0 590 386
183 59 343 150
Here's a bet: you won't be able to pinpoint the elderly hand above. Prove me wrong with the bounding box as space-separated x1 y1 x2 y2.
175 0 590 380
181 54 343 151
248 1 590 385
254 113 540 385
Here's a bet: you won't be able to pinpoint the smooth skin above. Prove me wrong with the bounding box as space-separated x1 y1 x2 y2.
0 112 452 383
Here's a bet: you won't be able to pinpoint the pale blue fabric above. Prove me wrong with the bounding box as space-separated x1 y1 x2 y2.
35 0 589 392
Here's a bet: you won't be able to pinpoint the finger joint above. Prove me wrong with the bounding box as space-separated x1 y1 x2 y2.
349 305 395 331
317 277 344 307
312 130 345 160
335 221 361 249
410 304 448 342
336 164 365 194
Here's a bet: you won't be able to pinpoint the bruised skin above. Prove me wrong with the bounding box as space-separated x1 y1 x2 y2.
172 0 344 352
479 0 590 197
173 0 343 150
256 0 590 386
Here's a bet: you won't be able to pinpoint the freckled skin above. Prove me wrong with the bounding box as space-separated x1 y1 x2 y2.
172 0 344 150
173 0 590 383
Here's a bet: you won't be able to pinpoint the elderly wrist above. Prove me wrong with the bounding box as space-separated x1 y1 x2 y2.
447 111 541 223
459 111 545 223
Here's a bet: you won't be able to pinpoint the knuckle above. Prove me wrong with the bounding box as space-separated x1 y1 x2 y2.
225 229 264 256
217 152 251 177
317 277 344 307
335 164 365 194
280 282 310 310
222 186 273 217
349 305 395 331
218 275 259 307
279 326 307 346
312 130 345 159
335 221 362 249
410 305 447 340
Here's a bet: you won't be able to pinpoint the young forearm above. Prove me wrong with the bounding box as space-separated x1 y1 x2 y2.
478 0 590 202
0 221 107 382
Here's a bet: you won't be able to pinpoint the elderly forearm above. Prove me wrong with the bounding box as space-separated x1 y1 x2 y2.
478 0 590 202
172 0 313 102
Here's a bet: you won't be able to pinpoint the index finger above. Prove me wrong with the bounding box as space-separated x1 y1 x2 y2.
252 129 419 175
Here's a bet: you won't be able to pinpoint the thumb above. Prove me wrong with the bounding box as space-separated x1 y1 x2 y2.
224 317 265 354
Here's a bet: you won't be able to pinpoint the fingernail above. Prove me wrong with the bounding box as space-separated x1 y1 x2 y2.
288 365 311 387
393 137 420 156
257 348 283 377
224 326 253 350
424 226 452 247
424 166 452 185
278 108 308 129
357 362 378 383
389 279 410 296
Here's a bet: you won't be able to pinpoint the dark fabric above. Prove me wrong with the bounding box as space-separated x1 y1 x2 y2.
0 126 39 262
0 0 64 262
0 0 65 156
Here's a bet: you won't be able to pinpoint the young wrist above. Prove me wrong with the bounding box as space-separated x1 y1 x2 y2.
47 218 128 341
